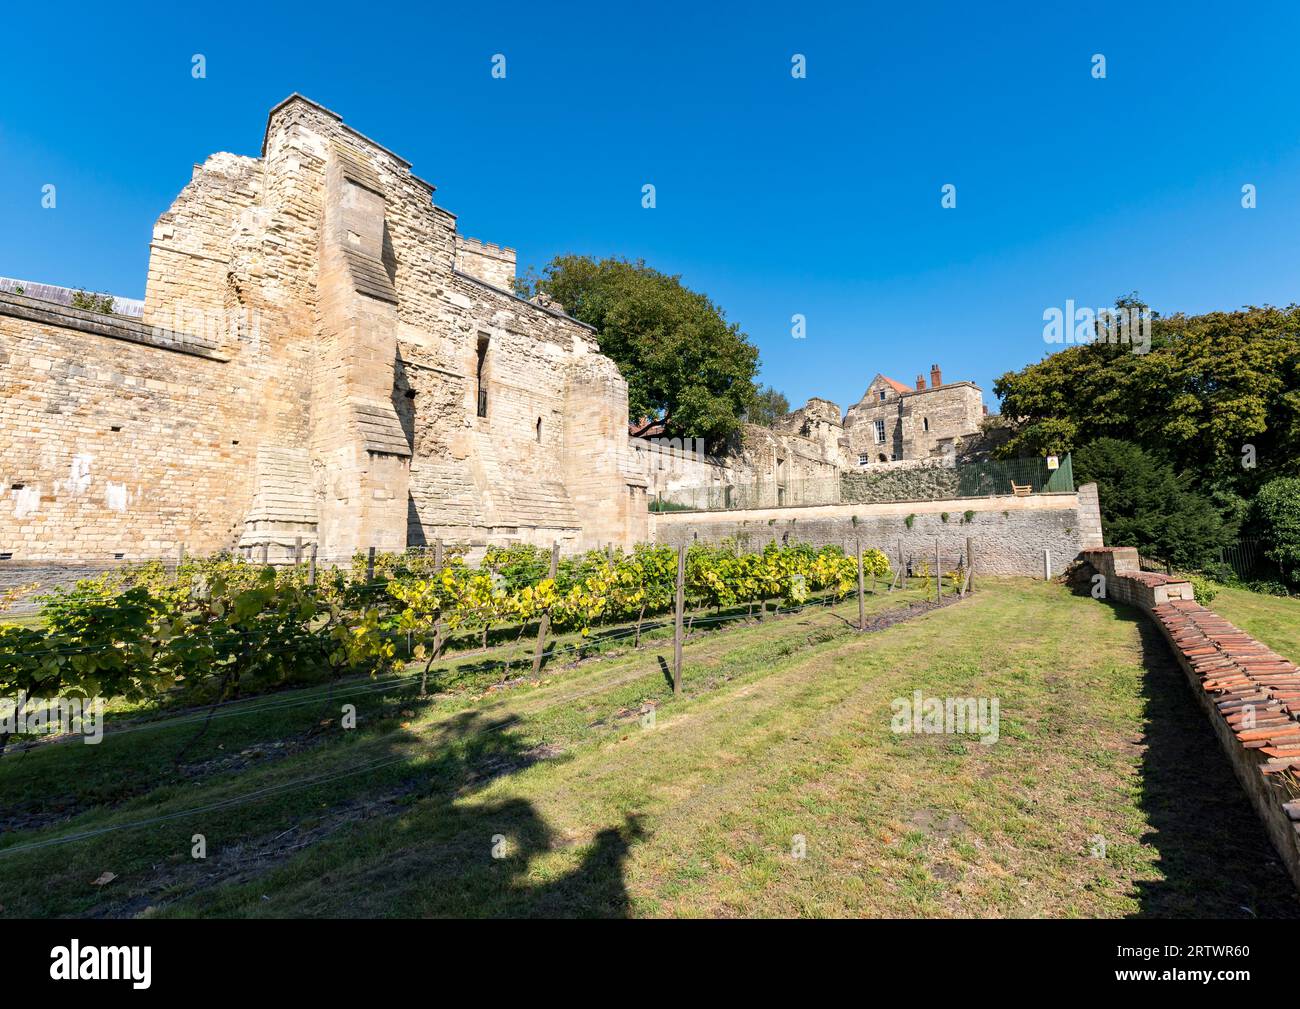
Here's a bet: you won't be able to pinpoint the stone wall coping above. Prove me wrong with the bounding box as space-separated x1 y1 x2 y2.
451 269 597 331
628 436 728 467
0 291 229 362
655 491 1079 522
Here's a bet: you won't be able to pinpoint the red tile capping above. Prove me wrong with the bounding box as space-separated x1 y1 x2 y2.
1081 548 1300 891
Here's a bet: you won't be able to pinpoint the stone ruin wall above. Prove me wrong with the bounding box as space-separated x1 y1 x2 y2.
644 372 994 514
635 413 845 512
0 297 264 562
0 94 650 570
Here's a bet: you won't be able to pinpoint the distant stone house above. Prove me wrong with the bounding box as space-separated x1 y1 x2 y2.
843 364 985 465
630 367 991 509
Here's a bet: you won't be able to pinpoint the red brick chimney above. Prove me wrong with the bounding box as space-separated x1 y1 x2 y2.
930 363 942 388
915 374 926 391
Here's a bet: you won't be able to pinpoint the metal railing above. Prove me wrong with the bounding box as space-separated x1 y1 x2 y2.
1218 537 1279 581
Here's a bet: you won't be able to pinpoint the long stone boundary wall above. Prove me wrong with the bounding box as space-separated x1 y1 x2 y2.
1082 547 1300 891
651 485 1102 576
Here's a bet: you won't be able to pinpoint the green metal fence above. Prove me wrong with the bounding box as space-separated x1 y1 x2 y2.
954 454 1074 497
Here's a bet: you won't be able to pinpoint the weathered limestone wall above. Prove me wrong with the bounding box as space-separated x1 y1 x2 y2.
562 355 651 549
454 237 516 291
772 396 848 466
637 397 846 510
841 458 960 503
0 94 650 564
0 295 260 561
652 486 1101 576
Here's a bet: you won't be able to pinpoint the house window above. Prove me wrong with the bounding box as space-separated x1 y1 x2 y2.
475 334 489 418
878 390 887 401
873 419 885 443
923 417 930 432
536 417 542 442
857 453 869 466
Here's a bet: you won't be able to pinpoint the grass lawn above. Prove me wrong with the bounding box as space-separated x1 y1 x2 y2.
0 578 1296 918
1208 584 1300 663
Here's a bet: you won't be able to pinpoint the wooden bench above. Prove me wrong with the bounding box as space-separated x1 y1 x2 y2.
1010 482 1032 497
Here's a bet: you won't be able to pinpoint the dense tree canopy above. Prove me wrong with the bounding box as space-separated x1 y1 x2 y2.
993 302 1300 498
996 301 1300 574
748 386 790 427
1073 438 1233 570
520 256 760 448
1253 477 1300 582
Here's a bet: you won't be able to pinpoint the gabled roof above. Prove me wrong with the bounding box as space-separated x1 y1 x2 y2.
873 374 911 394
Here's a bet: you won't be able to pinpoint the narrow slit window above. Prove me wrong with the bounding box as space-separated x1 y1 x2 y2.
475 334 489 418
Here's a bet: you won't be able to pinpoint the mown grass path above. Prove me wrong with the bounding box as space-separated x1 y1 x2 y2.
1 580 1296 918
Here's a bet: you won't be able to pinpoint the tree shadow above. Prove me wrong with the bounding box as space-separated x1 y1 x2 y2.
1111 602 1300 918
181 705 648 918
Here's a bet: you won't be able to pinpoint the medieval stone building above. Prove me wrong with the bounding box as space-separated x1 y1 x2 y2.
0 94 1014 572
0 95 651 563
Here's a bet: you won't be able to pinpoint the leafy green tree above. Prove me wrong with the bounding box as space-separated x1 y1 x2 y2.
995 301 1300 497
1252 477 1300 584
1074 438 1233 569
748 385 790 427
526 255 760 448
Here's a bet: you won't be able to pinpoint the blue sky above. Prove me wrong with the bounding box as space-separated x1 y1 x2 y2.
3 1 1298 411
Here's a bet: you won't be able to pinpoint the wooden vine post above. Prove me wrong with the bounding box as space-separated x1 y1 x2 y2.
673 544 686 695
531 541 561 676
855 537 866 631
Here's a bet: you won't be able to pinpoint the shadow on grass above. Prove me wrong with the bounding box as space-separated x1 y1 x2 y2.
151 705 646 919
1108 602 1300 919
656 655 674 691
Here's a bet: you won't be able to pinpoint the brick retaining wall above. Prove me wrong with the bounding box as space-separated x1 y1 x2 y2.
1082 547 1300 891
